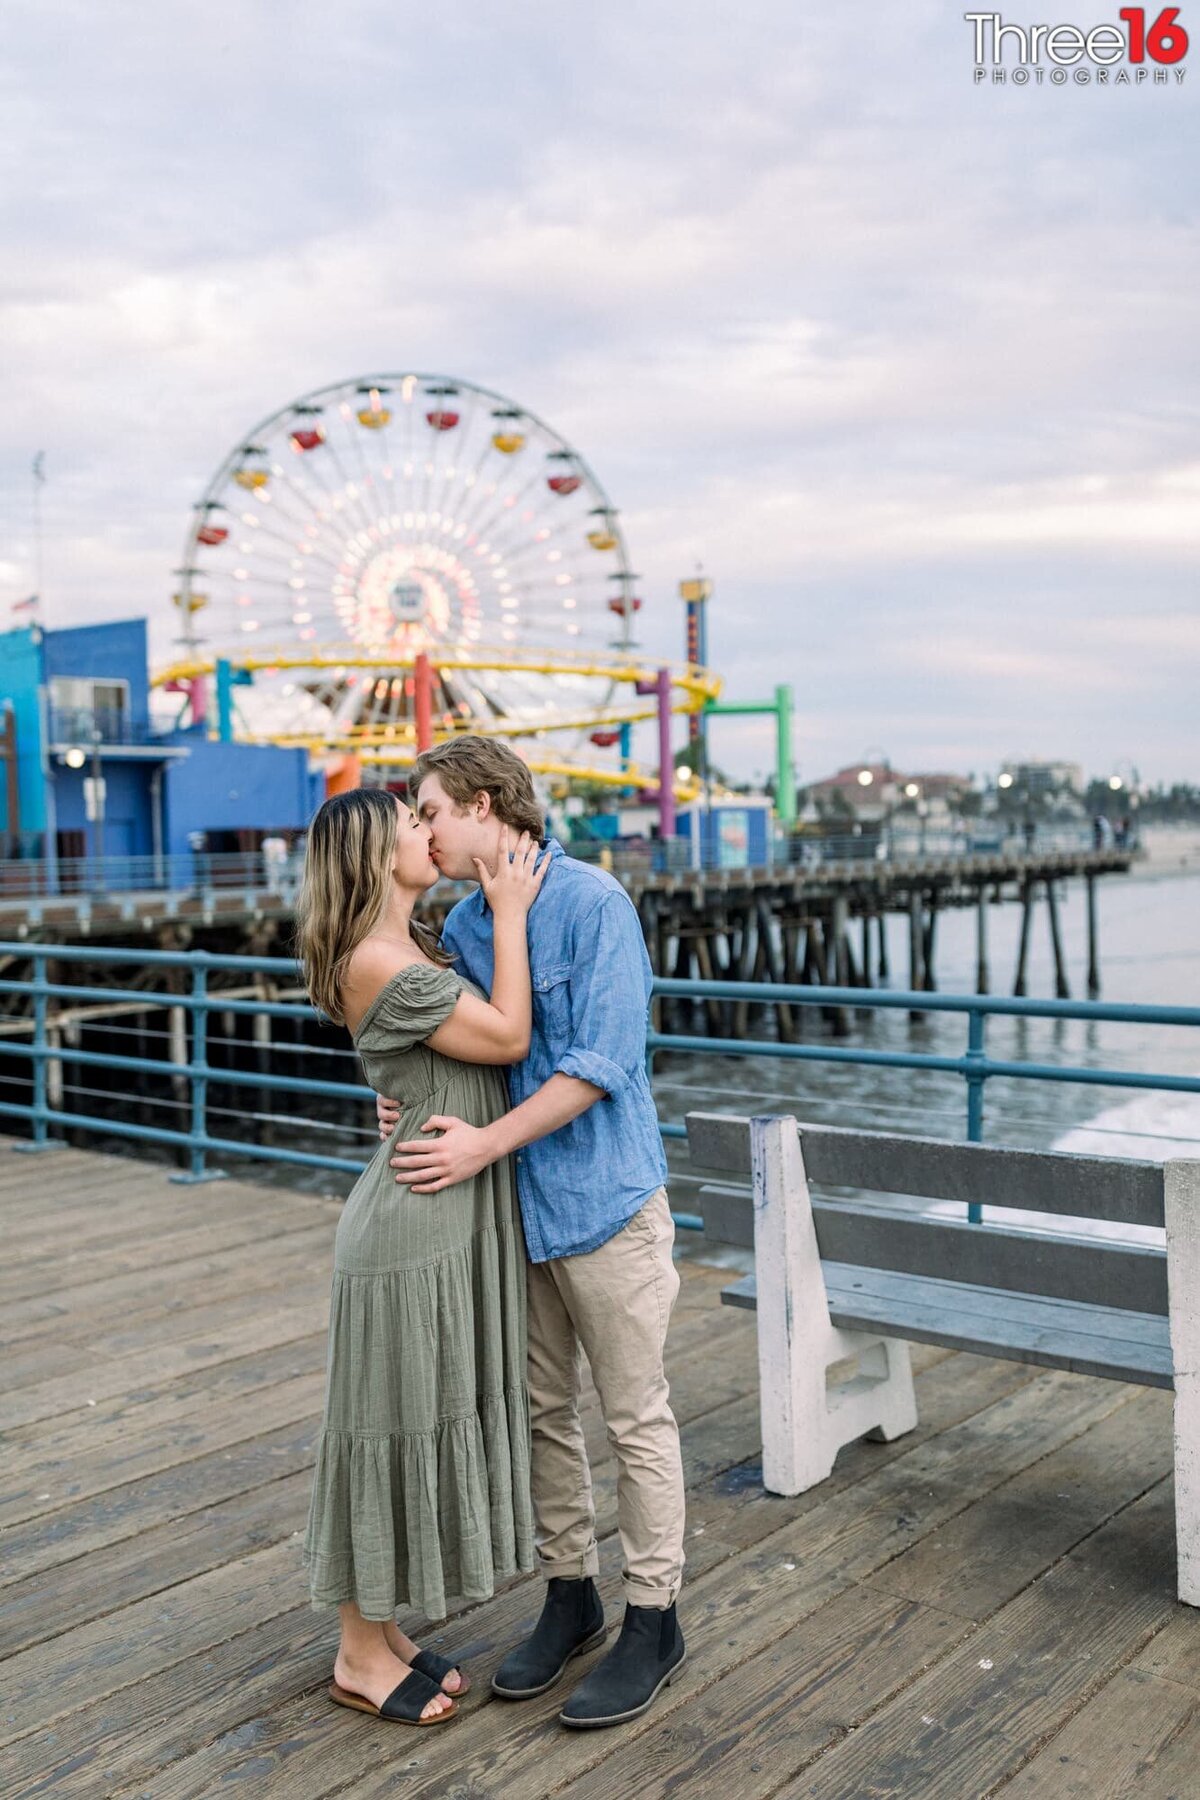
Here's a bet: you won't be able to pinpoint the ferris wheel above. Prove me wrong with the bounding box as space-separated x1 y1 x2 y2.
163 374 683 761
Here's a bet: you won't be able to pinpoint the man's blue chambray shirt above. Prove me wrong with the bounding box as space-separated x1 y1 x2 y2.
440 837 668 1263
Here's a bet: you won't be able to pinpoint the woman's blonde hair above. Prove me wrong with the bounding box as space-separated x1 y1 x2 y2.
294 787 450 1024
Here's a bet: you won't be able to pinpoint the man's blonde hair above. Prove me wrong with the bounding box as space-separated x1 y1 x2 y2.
411 737 545 841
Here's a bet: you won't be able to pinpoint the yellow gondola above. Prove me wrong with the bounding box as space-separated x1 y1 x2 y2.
586 528 619 551
172 592 208 613
233 468 269 491
357 407 392 429
492 431 526 454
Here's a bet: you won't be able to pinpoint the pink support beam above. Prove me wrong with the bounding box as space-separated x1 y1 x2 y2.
656 666 675 839
414 653 434 752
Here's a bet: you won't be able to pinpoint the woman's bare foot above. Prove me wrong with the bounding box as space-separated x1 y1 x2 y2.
382 1620 467 1695
333 1642 453 1720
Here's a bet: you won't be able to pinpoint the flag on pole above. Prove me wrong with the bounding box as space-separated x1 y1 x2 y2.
10 595 38 614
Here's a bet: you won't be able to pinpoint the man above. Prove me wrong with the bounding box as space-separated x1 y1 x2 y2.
376 736 686 1729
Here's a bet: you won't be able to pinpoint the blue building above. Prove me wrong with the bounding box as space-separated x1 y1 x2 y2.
0 617 323 876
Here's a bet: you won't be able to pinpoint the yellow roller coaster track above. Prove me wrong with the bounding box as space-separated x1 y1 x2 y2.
152 645 721 795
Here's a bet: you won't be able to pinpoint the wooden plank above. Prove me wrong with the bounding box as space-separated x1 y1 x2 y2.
0 1468 314 1660
3 1349 1006 1797
134 1365 1136 1800
686 1110 753 1174
0 1295 330 1430
0 1225 335 1350
0 1538 311 1751
722 1267 1175 1386
544 1589 971 1800
1131 1610 1200 1694
683 1113 1166 1228
700 1185 1169 1314
795 1122 1167 1228
0 1371 326 1528
3 1332 327 1479
0 1602 334 1800
823 1265 1173 1386
986 1664 1200 1798
861 1385 1173 1623
0 1192 339 1304
0 1419 320 1588
788 1479 1180 1799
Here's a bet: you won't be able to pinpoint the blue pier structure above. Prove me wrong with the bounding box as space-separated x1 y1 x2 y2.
0 618 322 888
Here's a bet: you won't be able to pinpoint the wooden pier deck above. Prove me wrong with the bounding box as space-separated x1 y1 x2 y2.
2 1136 1198 1799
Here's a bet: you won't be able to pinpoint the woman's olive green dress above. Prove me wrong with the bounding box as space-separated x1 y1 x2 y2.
303 963 533 1622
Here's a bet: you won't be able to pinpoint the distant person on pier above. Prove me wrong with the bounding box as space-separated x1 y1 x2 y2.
1022 814 1036 853
296 787 548 1726
378 736 688 1730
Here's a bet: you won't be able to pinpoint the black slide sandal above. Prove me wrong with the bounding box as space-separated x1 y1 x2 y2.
412 1648 471 1696
328 1669 457 1725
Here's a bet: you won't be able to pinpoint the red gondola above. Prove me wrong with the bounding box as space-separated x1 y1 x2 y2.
607 596 643 614
427 410 460 431
589 730 621 748
197 524 229 546
548 474 582 495
290 427 325 452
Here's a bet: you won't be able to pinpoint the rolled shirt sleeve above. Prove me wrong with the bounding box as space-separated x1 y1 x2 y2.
553 891 651 1100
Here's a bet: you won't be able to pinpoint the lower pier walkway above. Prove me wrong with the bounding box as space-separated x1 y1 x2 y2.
1 1137 1197 1798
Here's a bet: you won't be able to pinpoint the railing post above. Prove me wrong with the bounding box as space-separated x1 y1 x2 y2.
965 1006 986 1223
14 952 61 1155
169 958 226 1185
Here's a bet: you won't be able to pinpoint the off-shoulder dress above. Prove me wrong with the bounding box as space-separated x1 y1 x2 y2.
302 962 533 1621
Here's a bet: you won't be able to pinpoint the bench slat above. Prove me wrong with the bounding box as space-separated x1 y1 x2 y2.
698 1186 1168 1317
721 1264 1174 1388
684 1112 1166 1228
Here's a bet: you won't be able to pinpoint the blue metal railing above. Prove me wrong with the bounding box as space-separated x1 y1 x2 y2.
1 944 1198 1224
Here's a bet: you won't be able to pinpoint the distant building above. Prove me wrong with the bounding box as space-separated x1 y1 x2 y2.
999 759 1084 797
0 618 323 871
807 762 972 816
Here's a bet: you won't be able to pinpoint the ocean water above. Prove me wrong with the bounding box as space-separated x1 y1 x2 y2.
655 864 1200 1242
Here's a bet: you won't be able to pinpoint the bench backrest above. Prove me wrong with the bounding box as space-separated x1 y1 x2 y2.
685 1112 1172 1318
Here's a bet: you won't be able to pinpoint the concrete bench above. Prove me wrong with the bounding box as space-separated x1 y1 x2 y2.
685 1111 1200 1606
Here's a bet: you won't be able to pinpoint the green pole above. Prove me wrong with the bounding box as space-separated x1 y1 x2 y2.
775 684 794 824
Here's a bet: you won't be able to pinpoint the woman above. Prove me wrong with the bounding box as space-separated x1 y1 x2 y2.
296 787 547 1727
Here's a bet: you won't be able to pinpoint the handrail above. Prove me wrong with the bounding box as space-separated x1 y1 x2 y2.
1 943 1196 1224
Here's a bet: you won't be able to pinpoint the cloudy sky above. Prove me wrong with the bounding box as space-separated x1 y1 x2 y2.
2 1 1197 787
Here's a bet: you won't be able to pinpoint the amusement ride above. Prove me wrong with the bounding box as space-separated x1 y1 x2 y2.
157 374 721 799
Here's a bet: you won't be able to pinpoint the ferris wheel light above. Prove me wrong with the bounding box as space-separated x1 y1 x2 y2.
293 612 313 624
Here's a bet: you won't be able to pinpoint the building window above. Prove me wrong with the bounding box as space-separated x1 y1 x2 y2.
50 677 130 744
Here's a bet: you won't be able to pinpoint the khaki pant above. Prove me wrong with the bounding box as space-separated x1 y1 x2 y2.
525 1186 685 1610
